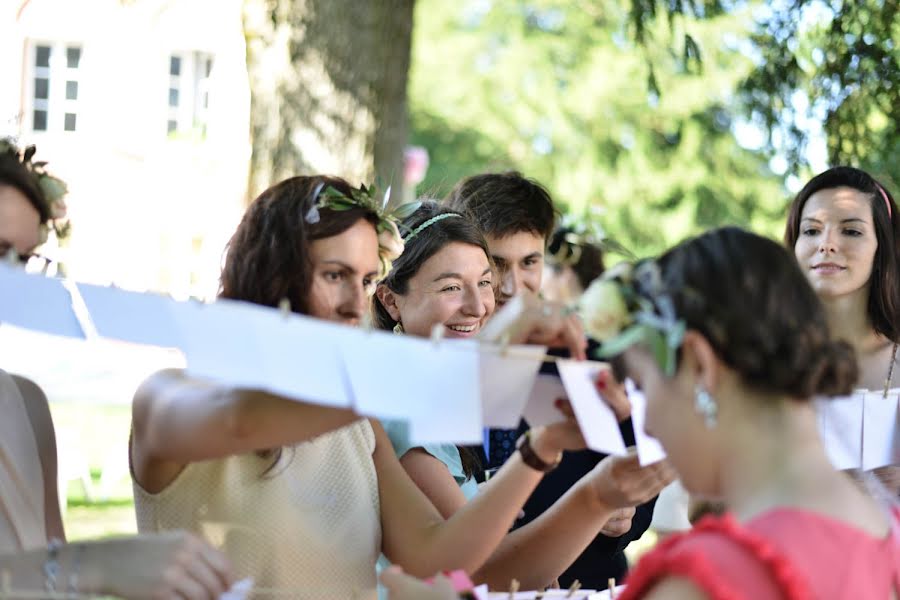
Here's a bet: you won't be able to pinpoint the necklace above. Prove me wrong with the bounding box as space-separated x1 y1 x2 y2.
883 342 899 399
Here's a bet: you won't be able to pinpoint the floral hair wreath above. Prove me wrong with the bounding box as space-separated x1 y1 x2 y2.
304 181 421 278
0 138 70 241
551 211 635 267
578 260 685 376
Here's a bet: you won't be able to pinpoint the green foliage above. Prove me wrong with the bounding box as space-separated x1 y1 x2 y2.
409 0 787 258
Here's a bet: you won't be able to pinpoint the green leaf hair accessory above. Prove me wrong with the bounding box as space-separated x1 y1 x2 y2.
402 212 462 244
310 181 421 278
0 138 70 241
579 260 685 376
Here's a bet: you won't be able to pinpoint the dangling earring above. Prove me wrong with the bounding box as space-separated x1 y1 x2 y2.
694 385 718 429
393 321 404 334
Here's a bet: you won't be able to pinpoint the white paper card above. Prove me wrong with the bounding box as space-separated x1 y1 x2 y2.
173 299 271 390
77 282 184 348
342 331 482 444
862 389 900 470
816 394 863 470
523 374 568 427
557 359 627 456
250 312 353 407
626 379 667 466
0 264 83 338
480 345 545 428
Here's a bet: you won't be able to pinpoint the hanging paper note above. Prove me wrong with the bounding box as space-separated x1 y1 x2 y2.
0 263 83 338
77 282 184 348
523 374 568 427
625 379 667 466
480 345 545 428
557 359 627 456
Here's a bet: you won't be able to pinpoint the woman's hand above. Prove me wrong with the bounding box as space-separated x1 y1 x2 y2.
480 295 587 360
585 449 676 511
91 531 233 600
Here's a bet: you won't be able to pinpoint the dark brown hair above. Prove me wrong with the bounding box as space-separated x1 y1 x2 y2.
648 227 858 399
0 140 52 223
220 175 378 313
374 202 489 479
784 166 900 343
444 171 559 241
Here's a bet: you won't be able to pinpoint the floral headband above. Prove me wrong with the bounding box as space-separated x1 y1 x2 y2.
0 138 70 241
551 212 635 267
304 181 420 278
578 260 685 375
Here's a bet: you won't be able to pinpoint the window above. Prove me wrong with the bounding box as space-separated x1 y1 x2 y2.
167 51 214 138
27 42 82 133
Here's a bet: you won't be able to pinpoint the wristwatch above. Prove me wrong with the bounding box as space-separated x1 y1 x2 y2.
516 430 562 472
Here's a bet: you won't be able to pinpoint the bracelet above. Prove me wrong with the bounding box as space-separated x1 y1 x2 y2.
43 538 63 593
516 430 561 472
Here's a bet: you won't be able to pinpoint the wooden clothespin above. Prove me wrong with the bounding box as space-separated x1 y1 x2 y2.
508 578 520 599
430 322 445 347
565 579 581 598
278 297 291 318
608 578 617 599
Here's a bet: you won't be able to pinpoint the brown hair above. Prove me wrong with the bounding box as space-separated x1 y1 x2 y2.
0 139 52 223
444 171 559 241
650 227 858 399
784 166 900 343
220 175 378 313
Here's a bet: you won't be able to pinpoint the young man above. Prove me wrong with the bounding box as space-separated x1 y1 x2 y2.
445 171 659 589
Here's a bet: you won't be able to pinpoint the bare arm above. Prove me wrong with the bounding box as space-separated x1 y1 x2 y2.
0 531 233 599
12 374 65 543
131 368 358 492
375 419 552 578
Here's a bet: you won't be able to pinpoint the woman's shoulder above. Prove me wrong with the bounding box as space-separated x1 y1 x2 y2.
619 514 808 600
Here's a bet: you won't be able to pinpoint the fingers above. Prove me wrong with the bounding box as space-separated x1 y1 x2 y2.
595 370 631 421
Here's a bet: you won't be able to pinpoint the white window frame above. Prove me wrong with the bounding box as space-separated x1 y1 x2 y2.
25 40 83 134
167 51 214 138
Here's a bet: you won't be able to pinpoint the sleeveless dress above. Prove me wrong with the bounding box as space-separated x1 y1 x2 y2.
620 507 900 599
133 419 382 599
0 369 46 554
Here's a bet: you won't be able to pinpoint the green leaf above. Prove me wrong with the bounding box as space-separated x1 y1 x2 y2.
596 324 651 358
392 201 422 220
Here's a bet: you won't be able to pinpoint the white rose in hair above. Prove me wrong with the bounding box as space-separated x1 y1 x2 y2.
378 220 405 262
580 278 631 340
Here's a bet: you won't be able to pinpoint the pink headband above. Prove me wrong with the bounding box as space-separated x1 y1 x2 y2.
876 184 893 219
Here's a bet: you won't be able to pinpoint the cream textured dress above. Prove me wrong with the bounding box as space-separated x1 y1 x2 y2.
133 419 382 599
0 369 46 555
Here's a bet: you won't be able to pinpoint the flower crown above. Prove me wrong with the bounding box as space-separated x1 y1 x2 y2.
578 260 685 375
0 138 70 241
551 211 635 267
304 181 420 278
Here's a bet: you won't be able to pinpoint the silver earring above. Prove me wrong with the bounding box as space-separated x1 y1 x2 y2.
392 322 404 334
694 385 718 429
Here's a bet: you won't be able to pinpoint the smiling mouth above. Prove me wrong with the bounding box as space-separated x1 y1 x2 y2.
446 323 478 334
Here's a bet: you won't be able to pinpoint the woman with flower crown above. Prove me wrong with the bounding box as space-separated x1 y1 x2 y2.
372 202 674 590
784 167 900 491
130 176 594 597
0 139 235 599
383 226 900 599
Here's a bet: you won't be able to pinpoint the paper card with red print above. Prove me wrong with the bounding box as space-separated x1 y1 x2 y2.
557 359 627 456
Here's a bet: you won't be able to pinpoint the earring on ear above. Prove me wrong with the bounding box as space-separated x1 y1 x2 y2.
694 385 718 429
392 321 404 334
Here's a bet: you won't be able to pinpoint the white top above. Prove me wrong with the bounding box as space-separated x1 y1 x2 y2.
133 419 382 598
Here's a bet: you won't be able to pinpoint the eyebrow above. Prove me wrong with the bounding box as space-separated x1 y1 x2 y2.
433 267 492 282
800 217 868 225
522 251 543 261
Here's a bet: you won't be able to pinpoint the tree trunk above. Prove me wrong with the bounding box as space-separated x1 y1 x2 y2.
243 0 414 202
